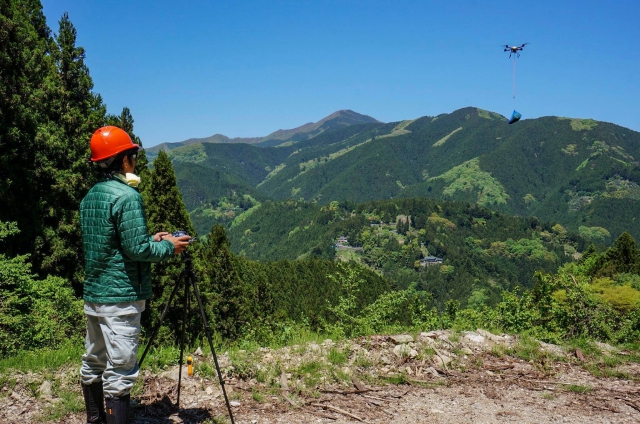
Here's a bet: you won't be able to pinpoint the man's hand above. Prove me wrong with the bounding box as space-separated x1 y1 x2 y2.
153 232 170 242
161 234 192 255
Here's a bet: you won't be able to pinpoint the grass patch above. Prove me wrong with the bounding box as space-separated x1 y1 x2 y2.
197 361 217 379
252 388 266 402
354 352 373 368
0 340 83 374
564 384 592 394
511 335 545 362
384 373 408 385
38 388 84 421
327 348 347 365
139 345 181 372
294 360 324 389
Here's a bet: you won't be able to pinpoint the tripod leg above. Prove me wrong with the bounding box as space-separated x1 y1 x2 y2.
189 271 235 424
139 268 187 368
176 275 190 408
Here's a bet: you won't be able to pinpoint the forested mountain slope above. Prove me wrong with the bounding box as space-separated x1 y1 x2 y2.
169 107 640 243
225 197 583 307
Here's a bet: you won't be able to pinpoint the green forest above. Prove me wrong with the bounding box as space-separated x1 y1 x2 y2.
1 0 639 373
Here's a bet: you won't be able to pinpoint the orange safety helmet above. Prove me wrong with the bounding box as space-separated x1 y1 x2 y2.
90 126 140 162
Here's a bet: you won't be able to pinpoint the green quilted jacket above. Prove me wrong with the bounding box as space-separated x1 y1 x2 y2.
80 176 174 303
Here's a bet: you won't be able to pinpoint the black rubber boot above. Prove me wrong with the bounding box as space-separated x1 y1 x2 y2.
105 394 130 424
81 382 106 423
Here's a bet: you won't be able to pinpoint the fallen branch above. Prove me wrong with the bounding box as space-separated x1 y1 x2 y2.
362 394 387 402
587 402 619 413
483 364 515 371
310 403 371 423
320 389 372 395
351 377 366 391
385 389 410 399
519 379 586 386
625 401 640 413
616 398 640 413
282 393 301 408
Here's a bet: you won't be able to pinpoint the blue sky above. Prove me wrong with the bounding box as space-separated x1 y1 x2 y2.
43 1 639 147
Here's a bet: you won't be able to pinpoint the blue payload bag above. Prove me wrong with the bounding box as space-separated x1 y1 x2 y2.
508 110 522 124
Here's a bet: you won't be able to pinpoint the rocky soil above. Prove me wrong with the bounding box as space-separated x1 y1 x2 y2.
2 330 639 423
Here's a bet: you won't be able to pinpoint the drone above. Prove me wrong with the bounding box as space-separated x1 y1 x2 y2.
504 43 528 58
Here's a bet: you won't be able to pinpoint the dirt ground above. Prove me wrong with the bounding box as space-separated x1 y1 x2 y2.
128 362 640 424
2 330 639 423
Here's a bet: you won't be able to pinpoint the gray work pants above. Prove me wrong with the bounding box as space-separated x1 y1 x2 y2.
80 313 141 398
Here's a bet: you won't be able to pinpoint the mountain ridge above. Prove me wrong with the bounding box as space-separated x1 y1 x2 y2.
167 106 640 244
147 109 379 154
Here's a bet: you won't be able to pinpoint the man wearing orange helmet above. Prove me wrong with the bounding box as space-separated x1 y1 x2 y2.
79 126 191 423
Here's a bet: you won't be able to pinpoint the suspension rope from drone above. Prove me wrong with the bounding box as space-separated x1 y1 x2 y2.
512 56 517 108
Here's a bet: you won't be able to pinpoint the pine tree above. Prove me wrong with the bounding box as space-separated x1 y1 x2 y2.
143 150 194 235
0 5 111 287
195 225 251 340
0 0 54 258
141 150 195 338
39 12 107 284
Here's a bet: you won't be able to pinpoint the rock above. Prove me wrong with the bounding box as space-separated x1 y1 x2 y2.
409 349 418 358
37 381 52 397
169 414 183 423
539 341 565 357
389 334 414 344
321 339 334 347
461 347 473 355
425 367 439 377
595 341 620 355
230 401 241 407
308 343 321 352
420 331 439 340
217 355 231 368
421 337 436 347
380 355 393 365
463 332 485 344
393 345 410 358
433 354 451 367
476 329 509 344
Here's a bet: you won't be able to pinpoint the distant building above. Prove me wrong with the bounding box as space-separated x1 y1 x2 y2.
420 256 443 266
334 236 363 252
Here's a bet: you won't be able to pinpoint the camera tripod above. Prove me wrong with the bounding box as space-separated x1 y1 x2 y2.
138 250 235 424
